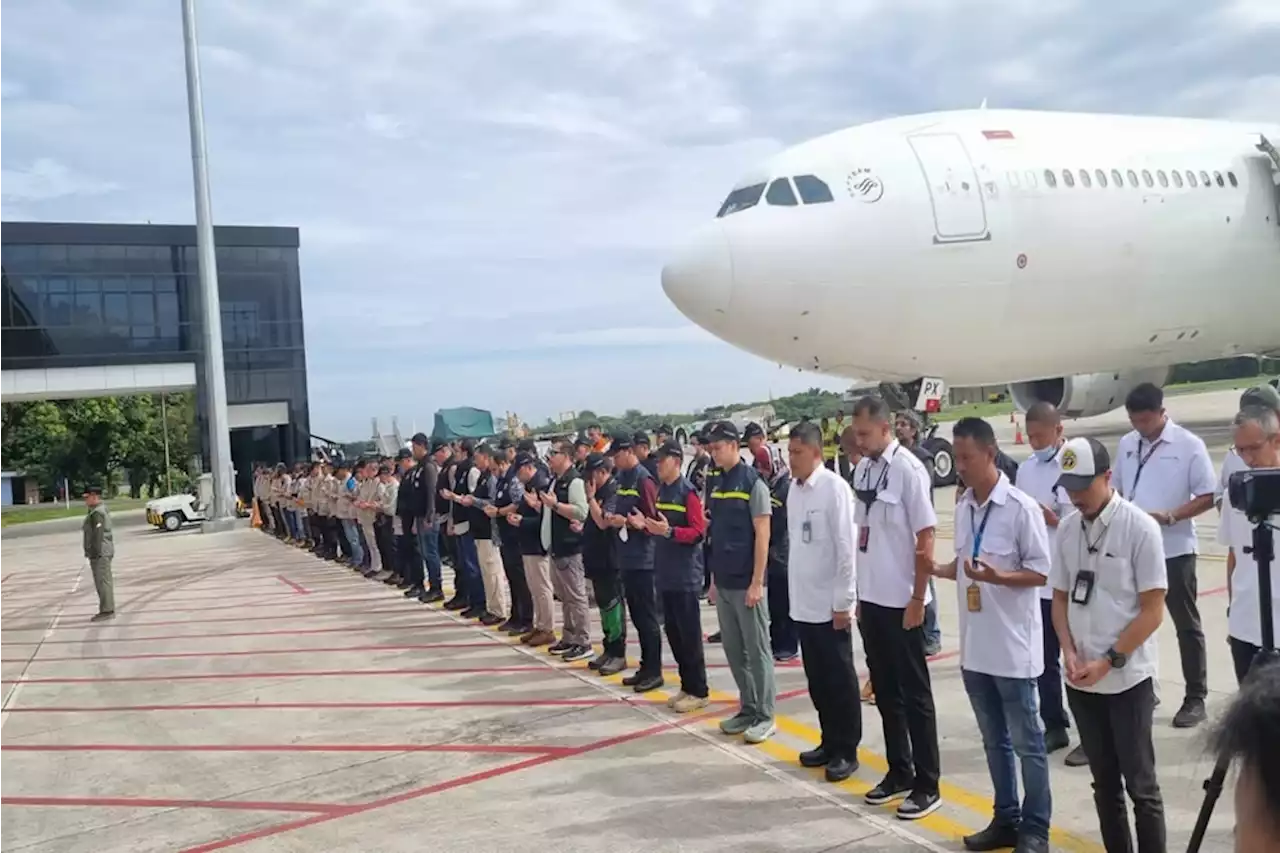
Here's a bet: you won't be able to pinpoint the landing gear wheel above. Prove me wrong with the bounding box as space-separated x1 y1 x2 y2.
162 511 183 532
921 437 957 488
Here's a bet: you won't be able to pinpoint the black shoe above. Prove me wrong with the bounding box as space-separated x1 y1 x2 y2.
498 619 518 633
632 674 664 693
548 640 572 655
621 672 643 686
421 589 445 604
461 606 486 620
480 613 504 626
89 611 116 623
799 746 831 768
506 623 531 637
404 585 424 598
597 655 627 676
563 644 594 663
1044 726 1070 754
774 650 798 663
864 775 914 806
1014 835 1049 853
396 579 412 589
1064 744 1089 767
444 597 467 610
963 819 1020 851
896 789 941 821
707 631 722 644
588 654 607 670
825 755 857 783
1173 698 1206 728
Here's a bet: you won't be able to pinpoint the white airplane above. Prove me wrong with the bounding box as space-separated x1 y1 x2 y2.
662 108 1280 482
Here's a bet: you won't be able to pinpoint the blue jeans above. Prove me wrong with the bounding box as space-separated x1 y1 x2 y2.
457 533 484 607
416 518 442 591
924 577 941 649
962 670 1052 840
341 519 364 565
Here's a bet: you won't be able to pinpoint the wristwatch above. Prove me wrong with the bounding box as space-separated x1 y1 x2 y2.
1105 647 1128 669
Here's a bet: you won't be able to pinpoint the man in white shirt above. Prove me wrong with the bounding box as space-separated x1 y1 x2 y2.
785 422 861 784
938 418 1052 853
1052 436 1168 853
1113 382 1216 728
850 396 942 820
1218 385 1280 509
1220 405 1280 684
1016 402 1084 765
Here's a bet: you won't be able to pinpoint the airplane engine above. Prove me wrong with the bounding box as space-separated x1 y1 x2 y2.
1008 367 1171 419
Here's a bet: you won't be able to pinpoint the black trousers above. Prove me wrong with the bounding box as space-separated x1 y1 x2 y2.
398 515 421 584
767 572 798 656
798 620 862 760
375 516 397 575
623 570 663 677
588 562 627 657
1038 597 1071 732
1230 637 1262 685
858 601 940 793
271 505 287 538
500 538 533 627
1165 554 1207 701
1067 679 1165 853
662 590 708 698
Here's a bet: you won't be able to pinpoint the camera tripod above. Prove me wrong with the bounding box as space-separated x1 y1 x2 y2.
1186 517 1278 853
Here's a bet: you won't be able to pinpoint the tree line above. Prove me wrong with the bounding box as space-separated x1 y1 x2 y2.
2 394 197 501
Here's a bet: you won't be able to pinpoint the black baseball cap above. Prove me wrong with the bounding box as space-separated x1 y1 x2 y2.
395 448 413 460
609 433 634 452
582 452 609 474
514 452 537 468
655 440 684 460
1056 437 1112 491
430 438 450 453
574 434 592 449
84 484 104 496
498 436 515 450
743 421 765 440
703 420 741 443
410 432 430 446
633 431 651 447
517 438 538 453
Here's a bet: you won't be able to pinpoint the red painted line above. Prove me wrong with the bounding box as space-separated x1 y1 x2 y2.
0 620 464 646
2 743 569 756
179 707 725 853
0 664 551 685
1 795 346 814
274 575 310 595
0 641 500 663
9 595 392 618
0 606 443 631
1203 584 1228 597
3 698 623 713
1 573 15 584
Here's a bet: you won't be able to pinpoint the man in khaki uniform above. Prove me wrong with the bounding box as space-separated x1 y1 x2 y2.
357 459 383 576
82 485 116 622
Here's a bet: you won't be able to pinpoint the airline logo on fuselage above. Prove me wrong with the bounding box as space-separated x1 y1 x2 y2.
847 168 884 203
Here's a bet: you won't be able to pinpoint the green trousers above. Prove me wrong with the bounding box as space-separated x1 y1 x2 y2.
90 557 115 614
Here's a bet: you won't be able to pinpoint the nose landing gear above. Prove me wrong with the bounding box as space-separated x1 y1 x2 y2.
877 380 958 488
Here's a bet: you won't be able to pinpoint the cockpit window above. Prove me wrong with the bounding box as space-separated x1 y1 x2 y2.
765 178 798 206
793 174 834 204
716 183 766 217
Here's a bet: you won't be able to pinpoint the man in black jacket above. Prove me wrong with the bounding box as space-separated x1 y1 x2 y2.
582 453 627 675
395 449 423 598
412 434 448 604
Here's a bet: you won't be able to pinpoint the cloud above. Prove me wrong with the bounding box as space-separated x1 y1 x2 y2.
2 0 1272 437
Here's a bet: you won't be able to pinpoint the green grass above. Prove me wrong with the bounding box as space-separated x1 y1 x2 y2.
1 497 147 527
934 399 1015 422
1164 375 1277 397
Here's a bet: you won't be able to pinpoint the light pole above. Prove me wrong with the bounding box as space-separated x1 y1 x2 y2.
181 0 236 527
161 393 173 495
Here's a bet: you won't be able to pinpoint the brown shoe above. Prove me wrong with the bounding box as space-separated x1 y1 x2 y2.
519 631 537 644
526 630 556 648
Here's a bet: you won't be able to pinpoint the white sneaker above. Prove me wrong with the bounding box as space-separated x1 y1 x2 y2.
667 691 688 710
744 719 776 744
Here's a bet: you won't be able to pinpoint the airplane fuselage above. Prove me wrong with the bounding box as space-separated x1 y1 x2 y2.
663 109 1280 389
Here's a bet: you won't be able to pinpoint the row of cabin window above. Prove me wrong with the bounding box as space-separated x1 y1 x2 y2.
1039 167 1238 191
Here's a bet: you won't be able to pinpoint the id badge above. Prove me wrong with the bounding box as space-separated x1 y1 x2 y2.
1071 570 1095 605
858 526 870 553
966 583 982 613
802 520 812 544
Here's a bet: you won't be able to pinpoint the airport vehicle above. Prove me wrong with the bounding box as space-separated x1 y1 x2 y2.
662 108 1280 479
146 493 246 531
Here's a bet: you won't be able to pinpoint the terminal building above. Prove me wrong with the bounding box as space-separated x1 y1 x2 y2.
0 221 310 499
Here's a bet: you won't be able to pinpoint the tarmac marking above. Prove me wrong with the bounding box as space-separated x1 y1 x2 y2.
1 697 723 713
1 795 347 814
1 563 86 732
0 640 503 663
0 619 468 646
2 742 573 756
0 605 432 631
0 664 556 685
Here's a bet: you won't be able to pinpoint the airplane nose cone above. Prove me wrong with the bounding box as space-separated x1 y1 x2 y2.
661 223 733 329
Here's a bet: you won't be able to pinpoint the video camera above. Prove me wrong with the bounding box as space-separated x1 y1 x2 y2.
1228 467 1280 522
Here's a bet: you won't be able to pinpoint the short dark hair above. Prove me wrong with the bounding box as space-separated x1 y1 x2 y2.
1024 401 1061 426
952 416 996 448
474 443 494 458
789 421 823 449
1211 665 1280 834
1124 382 1164 413
851 395 891 423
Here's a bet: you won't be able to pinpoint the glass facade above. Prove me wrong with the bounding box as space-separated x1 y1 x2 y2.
1 222 311 494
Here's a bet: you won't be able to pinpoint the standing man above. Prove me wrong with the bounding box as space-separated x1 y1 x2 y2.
940 418 1052 853
850 396 942 819
487 449 534 635
416 437 448 603
357 459 384 578
443 441 485 617
1015 402 1081 764
462 445 509 626
583 453 628 676
647 439 710 713
655 424 674 446
396 449 423 596
587 422 610 454
335 461 363 568
1113 382 1216 728
573 435 592 472
786 423 861 782
375 464 402 586
832 409 849 478
705 420 777 744
634 431 659 479
605 433 664 692
510 452 556 647
1052 436 1167 853
759 443 798 662
540 439 594 661
896 409 943 657
82 485 115 622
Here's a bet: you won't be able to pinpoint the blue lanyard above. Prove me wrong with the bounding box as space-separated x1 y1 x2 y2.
1129 438 1164 497
970 503 994 561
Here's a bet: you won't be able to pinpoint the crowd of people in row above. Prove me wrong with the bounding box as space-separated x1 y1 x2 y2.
251 382 1280 853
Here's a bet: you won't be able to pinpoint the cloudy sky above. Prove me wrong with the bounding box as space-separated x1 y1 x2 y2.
3 0 1276 438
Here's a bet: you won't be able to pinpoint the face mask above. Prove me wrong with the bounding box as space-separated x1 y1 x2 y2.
1033 445 1059 462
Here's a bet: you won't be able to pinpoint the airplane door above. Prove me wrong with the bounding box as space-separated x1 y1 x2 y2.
908 133 991 244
